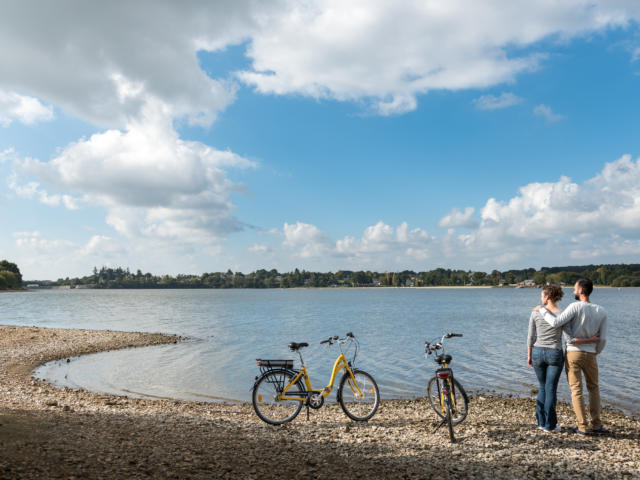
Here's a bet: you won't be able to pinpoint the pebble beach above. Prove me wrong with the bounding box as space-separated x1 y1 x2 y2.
0 325 638 479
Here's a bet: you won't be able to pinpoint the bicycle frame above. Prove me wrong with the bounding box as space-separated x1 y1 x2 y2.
427 335 460 415
435 368 456 414
279 351 362 402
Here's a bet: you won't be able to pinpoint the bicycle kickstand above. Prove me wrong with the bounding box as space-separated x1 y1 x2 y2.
306 403 310 421
432 419 446 434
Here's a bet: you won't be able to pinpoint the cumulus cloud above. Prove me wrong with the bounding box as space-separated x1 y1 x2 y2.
0 90 53 126
0 2 277 128
13 231 75 253
16 102 255 244
80 235 127 257
533 104 564 122
3 2 639 122
249 243 271 254
473 92 523 110
283 221 332 258
268 155 640 270
452 154 640 267
12 231 134 279
8 172 80 210
239 1 640 114
276 220 433 267
438 207 479 229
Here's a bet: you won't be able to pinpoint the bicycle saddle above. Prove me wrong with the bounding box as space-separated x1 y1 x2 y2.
435 354 452 364
288 342 309 351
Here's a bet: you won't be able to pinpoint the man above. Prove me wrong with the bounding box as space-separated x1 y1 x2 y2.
535 278 608 435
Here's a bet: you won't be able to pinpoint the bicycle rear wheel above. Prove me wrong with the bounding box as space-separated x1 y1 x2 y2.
427 376 468 424
252 369 304 425
338 369 380 421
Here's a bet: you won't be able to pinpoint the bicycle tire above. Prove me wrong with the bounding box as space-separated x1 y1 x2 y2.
445 393 456 443
252 369 304 425
427 376 468 425
338 369 380 421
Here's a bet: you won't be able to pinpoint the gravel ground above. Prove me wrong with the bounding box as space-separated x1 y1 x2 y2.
1 325 638 479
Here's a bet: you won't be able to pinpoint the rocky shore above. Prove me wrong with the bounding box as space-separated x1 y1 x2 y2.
1 325 638 479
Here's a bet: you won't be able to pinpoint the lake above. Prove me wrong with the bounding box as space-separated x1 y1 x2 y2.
2 287 638 414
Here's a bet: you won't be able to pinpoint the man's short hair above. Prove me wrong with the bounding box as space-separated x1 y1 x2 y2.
576 278 593 297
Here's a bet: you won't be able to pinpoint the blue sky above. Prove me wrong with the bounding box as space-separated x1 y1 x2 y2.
2 2 640 279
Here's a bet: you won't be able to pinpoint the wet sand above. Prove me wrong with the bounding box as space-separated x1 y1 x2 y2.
1 325 638 479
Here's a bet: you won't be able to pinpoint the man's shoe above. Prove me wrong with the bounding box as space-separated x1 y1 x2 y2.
591 426 609 435
572 427 589 436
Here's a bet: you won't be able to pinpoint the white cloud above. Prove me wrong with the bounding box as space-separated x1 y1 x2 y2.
16 102 255 244
268 155 640 270
12 231 133 279
239 1 640 114
283 221 332 258
0 90 53 126
473 92 523 110
438 207 479 229
533 104 565 122
0 2 277 128
80 235 126 257
452 154 640 267
249 244 271 254
0 148 17 163
3 2 639 122
13 231 75 253
8 172 81 210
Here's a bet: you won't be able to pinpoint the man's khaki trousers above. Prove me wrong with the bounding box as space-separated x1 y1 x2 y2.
566 350 601 432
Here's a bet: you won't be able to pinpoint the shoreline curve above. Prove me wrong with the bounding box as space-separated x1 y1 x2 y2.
1 324 639 479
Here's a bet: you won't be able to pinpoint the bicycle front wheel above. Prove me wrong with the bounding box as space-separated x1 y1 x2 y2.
427 376 468 425
338 369 380 421
252 370 304 425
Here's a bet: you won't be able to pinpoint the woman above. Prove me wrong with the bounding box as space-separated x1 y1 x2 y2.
527 284 598 432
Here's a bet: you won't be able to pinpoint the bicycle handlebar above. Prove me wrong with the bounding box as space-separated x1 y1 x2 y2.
320 335 339 345
425 332 463 353
320 332 356 346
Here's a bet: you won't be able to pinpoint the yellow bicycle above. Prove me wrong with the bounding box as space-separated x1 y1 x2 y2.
252 332 380 425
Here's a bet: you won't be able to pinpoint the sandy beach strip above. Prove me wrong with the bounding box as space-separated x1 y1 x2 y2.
1 325 638 479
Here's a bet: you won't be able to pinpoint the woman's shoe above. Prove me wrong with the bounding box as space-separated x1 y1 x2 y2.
543 425 562 433
572 427 589 436
591 426 609 435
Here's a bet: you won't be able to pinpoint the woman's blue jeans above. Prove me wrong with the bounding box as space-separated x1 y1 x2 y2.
532 347 564 430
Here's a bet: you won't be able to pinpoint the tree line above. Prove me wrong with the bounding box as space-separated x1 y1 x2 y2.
19 263 640 289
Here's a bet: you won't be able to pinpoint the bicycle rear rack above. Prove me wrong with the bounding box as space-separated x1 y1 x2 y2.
256 359 294 376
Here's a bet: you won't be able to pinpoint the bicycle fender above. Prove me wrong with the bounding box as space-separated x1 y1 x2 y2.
337 368 364 402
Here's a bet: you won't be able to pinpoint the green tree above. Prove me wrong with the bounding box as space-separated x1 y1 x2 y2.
533 270 547 285
0 260 22 287
0 270 18 289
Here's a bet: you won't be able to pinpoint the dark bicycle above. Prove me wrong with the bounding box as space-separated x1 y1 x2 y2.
425 332 469 442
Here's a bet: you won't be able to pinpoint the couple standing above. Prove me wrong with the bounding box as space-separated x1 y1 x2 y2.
526 278 608 434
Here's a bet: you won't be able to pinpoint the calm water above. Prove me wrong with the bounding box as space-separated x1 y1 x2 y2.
2 288 638 413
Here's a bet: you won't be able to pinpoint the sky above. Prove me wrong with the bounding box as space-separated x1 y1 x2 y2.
1 1 640 280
